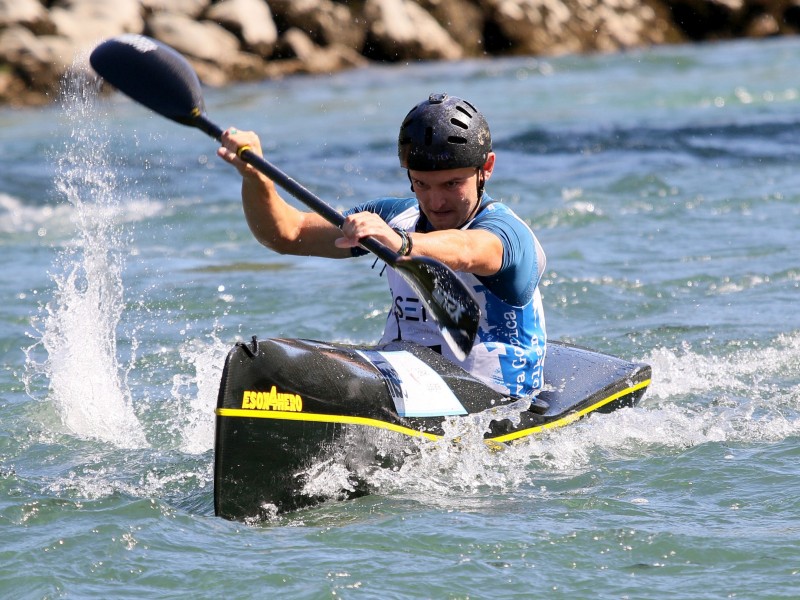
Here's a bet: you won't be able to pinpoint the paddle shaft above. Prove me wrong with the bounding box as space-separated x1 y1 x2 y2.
195 114 399 265
88 34 479 356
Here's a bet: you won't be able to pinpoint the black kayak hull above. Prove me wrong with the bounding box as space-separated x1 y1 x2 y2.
214 337 651 520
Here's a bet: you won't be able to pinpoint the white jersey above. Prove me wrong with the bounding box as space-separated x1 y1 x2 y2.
346 195 547 398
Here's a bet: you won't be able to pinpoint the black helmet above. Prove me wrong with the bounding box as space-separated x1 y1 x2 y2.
398 93 492 171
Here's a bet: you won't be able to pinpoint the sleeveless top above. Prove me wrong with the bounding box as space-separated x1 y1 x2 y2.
346 195 547 398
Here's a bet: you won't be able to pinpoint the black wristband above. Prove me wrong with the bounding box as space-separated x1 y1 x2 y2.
392 227 411 256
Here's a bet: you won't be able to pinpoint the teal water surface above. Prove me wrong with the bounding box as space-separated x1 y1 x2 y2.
1 37 799 598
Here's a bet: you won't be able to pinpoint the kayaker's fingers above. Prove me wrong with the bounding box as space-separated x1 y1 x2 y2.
341 212 397 249
216 145 246 173
218 127 266 178
334 235 359 249
221 128 263 158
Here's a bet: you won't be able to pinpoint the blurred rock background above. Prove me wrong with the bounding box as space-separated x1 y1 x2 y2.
1 0 796 106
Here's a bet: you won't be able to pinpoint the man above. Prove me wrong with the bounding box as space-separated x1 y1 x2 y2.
217 93 546 398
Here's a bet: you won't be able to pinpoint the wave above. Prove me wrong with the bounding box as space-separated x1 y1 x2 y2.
24 329 799 519
498 118 800 164
0 191 165 238
291 331 800 510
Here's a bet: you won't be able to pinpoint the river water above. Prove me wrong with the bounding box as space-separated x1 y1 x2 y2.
1 37 799 598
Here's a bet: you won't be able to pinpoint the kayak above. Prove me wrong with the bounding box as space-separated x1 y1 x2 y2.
213 337 651 520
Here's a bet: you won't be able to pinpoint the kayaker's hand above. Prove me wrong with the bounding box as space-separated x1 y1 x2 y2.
336 211 405 253
217 128 267 181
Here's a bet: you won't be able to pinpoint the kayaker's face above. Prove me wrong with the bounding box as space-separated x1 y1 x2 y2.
409 168 479 230
409 154 495 230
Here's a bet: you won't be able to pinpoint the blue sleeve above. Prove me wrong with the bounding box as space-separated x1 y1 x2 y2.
471 205 541 306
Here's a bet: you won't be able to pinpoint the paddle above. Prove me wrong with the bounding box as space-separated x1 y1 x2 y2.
89 35 480 359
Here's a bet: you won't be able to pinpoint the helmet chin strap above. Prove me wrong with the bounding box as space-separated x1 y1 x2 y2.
476 167 486 199
457 168 484 228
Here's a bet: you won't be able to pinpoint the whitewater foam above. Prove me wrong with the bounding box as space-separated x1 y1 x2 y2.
170 330 229 454
294 331 800 509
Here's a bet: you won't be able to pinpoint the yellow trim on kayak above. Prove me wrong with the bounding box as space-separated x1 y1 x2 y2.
488 378 651 443
216 377 650 445
216 408 441 441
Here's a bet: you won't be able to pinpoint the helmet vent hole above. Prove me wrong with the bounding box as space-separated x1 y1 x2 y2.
448 136 468 144
456 105 473 119
424 126 433 145
450 118 468 130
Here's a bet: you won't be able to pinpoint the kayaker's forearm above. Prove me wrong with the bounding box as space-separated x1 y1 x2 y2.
409 229 503 276
241 175 303 252
241 175 348 257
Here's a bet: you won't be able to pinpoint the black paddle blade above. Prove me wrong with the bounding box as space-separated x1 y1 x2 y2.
393 257 480 360
90 35 204 127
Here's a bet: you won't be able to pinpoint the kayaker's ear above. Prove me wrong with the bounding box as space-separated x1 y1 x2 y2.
481 152 496 180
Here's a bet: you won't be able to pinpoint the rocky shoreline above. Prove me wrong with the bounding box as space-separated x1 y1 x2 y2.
1 0 798 108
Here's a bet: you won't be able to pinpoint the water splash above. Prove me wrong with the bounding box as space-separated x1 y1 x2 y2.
26 64 147 449
170 329 229 454
292 332 800 510
297 398 534 508
512 333 800 475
